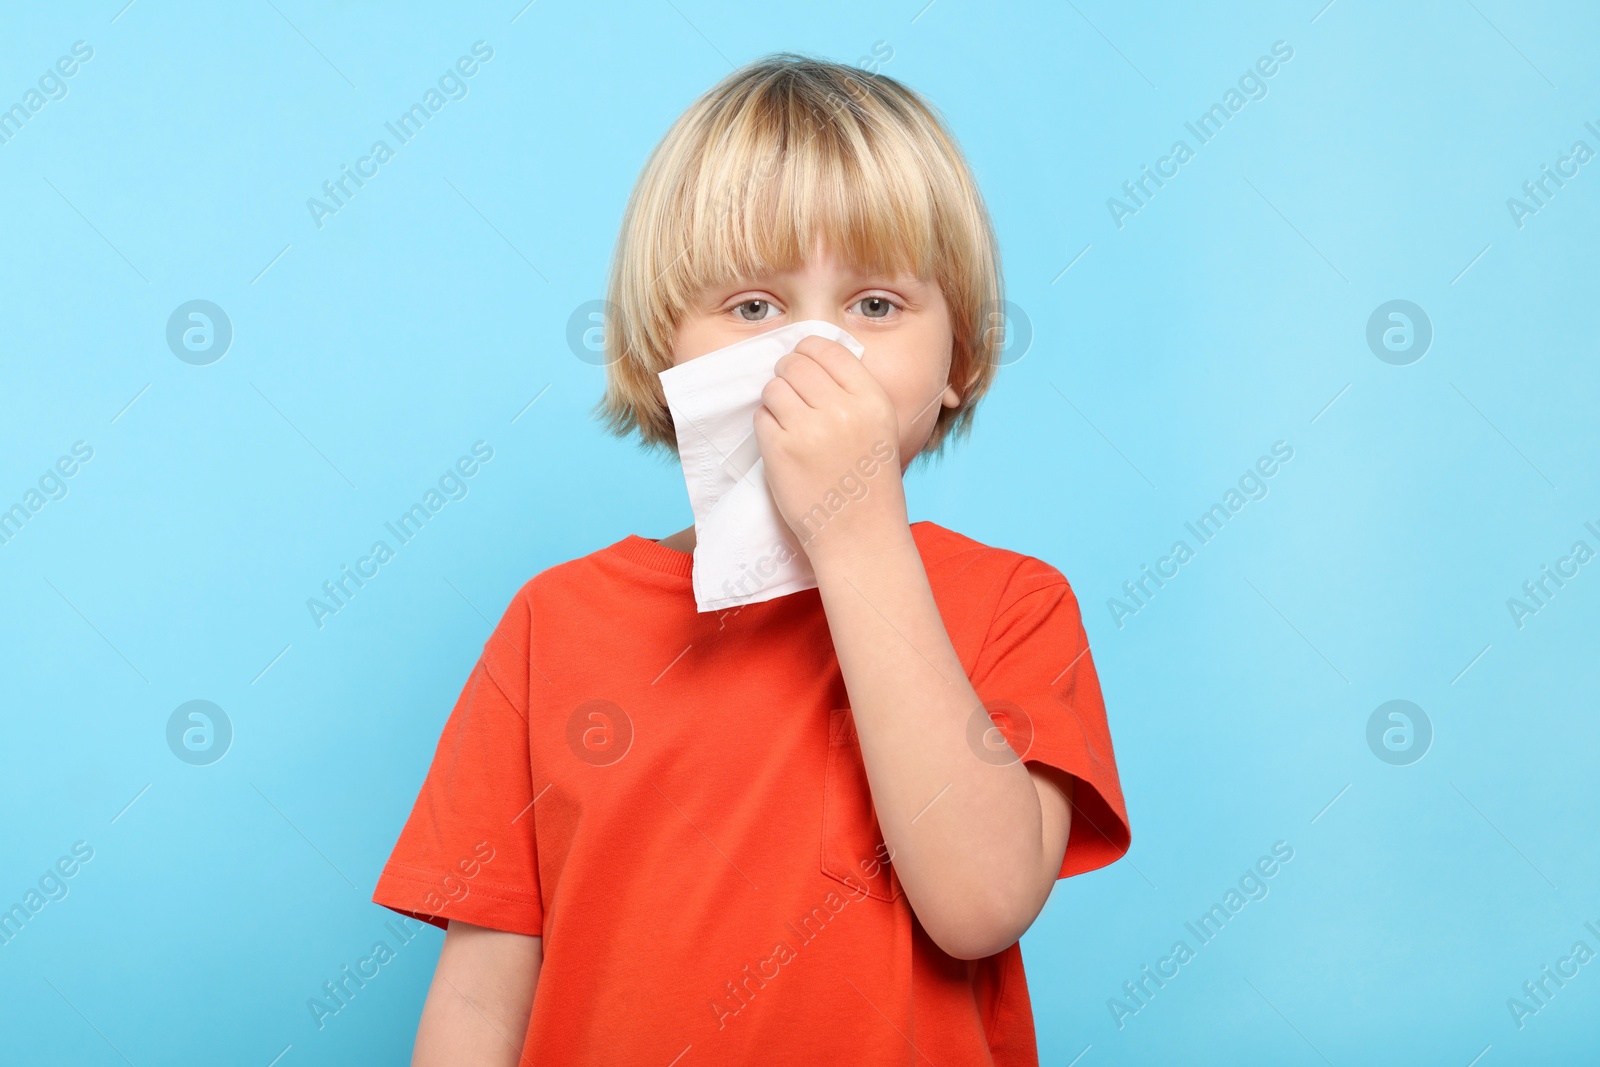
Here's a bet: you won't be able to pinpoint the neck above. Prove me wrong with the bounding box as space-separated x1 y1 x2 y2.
657 524 696 554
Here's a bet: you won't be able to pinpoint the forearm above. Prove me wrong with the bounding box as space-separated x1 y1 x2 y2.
413 921 540 1066
811 524 1054 960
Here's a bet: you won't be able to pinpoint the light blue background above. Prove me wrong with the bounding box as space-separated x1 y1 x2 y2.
2 1 1596 1064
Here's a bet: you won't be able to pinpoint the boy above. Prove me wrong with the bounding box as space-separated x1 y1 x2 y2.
373 53 1130 1065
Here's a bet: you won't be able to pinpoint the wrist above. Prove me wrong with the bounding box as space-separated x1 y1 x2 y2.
805 515 917 579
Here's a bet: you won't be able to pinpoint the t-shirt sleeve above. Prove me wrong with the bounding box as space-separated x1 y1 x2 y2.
969 557 1131 880
371 589 543 936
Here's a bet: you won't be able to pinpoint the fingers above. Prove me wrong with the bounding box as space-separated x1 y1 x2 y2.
758 374 806 430
771 352 835 409
794 336 870 388
775 336 867 406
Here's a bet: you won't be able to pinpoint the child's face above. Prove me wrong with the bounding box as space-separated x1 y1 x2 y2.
672 237 962 469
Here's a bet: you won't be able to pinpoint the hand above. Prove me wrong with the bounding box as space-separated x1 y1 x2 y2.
753 335 908 567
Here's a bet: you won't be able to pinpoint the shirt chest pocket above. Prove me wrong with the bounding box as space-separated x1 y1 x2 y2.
821 707 903 902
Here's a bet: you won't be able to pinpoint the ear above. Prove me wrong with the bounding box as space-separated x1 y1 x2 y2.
940 382 962 409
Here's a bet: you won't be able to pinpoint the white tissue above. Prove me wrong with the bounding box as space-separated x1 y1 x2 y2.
657 319 866 613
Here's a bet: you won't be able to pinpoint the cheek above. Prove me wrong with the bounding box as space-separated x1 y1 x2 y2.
671 309 733 365
670 322 703 365
892 326 954 416
675 317 772 364
877 369 940 447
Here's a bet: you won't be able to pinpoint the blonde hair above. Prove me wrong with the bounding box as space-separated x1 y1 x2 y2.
591 52 1005 468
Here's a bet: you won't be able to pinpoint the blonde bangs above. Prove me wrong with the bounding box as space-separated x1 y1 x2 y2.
595 54 1002 463
675 94 939 299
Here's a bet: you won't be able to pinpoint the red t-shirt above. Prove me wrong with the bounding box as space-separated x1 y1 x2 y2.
373 519 1130 1064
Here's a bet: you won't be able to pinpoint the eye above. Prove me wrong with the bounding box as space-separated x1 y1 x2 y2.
852 295 901 320
732 299 778 322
